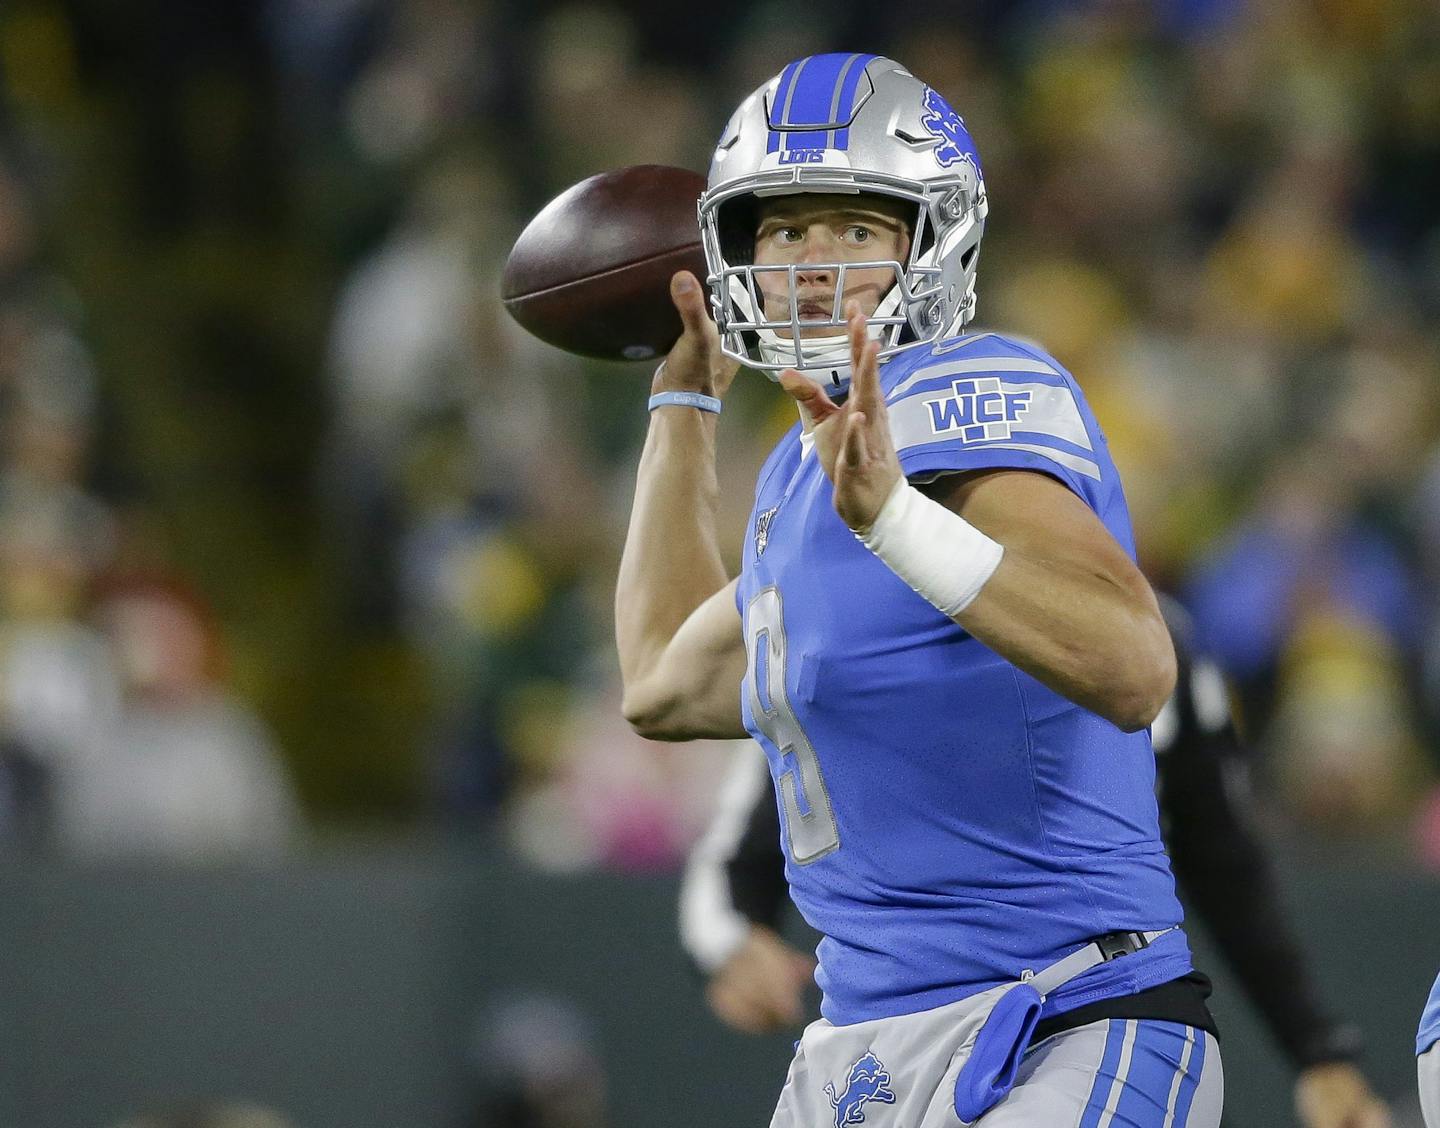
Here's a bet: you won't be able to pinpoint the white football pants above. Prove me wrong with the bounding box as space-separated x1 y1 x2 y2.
1420 1042 1440 1128
771 1003 1223 1128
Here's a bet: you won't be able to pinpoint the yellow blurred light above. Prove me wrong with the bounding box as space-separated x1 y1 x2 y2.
0 5 78 110
454 536 546 639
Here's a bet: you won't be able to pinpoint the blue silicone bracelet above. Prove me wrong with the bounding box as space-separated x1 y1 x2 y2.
648 390 722 414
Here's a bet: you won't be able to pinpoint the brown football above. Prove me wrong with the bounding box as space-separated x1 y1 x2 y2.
501 165 709 362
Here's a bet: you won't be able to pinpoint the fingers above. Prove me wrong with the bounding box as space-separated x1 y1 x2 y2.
707 981 774 1034
842 411 870 469
779 368 841 423
1358 1100 1392 1128
846 301 883 414
846 298 866 360
707 973 797 1034
670 270 713 338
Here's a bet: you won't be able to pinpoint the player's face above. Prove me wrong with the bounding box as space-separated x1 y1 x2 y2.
752 194 912 339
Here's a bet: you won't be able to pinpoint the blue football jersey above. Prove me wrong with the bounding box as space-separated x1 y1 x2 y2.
737 332 1192 1025
1420 971 1440 1054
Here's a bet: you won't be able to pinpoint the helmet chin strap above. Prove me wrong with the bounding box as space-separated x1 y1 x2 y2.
758 331 853 394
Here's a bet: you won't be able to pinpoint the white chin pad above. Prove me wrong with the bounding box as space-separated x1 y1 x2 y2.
757 330 857 394
765 364 851 395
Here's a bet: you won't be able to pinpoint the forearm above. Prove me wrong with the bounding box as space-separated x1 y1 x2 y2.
957 548 1175 730
615 406 728 688
860 470 1174 730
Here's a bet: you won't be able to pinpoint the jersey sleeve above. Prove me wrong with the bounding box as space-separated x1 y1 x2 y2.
884 343 1106 510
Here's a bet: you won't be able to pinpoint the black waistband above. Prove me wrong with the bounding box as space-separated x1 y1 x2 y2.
1029 971 1218 1046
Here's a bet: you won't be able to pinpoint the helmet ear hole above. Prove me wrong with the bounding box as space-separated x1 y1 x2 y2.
960 246 976 269
912 205 935 258
717 196 759 268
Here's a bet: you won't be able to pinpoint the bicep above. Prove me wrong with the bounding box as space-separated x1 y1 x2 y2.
625 578 748 740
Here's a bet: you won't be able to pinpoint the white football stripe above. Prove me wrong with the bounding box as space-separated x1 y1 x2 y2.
1163 1025 1197 1128
887 356 1061 401
1096 1020 1139 1128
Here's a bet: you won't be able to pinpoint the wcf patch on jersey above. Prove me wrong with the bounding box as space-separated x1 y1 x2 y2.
927 376 1032 442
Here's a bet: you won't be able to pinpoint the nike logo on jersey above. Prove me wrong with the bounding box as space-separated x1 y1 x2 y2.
756 505 780 557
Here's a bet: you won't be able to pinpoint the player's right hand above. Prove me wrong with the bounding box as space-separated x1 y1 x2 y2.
705 925 816 1035
777 301 903 533
654 271 739 400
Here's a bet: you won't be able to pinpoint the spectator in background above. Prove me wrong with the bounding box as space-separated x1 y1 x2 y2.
1408 442 1440 865
318 145 617 821
0 499 119 845
0 187 121 842
0 145 298 859
1184 345 1435 831
48 579 300 860
3 0 1439 846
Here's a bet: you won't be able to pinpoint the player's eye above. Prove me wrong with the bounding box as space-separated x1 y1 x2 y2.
774 226 803 243
843 225 874 244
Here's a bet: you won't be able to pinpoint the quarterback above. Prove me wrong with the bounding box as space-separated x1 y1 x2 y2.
616 54 1223 1125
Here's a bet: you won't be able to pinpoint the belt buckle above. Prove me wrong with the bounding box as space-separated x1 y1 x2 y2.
1095 931 1146 961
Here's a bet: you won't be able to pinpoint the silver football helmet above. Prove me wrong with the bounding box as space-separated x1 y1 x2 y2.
700 54 988 395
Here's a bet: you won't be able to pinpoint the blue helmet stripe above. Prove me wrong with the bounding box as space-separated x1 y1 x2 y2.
779 52 851 131
768 53 879 154
767 59 806 153
832 53 877 150
784 130 828 150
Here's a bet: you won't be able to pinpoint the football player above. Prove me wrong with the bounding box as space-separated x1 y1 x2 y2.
617 54 1217 1124
680 599 1391 1128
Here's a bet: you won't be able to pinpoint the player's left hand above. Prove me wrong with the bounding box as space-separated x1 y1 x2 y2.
1294 1062 1391 1128
778 301 903 534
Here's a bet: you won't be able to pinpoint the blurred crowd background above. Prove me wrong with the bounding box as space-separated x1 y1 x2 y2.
3 0 1437 864
0 0 1438 1120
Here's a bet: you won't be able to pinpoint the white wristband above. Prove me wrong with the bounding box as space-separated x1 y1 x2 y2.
857 476 1004 616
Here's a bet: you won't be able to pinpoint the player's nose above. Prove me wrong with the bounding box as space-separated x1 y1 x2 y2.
797 225 842 264
794 234 838 285
794 263 834 287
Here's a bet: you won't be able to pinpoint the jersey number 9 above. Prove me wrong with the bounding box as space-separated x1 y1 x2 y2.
745 586 840 864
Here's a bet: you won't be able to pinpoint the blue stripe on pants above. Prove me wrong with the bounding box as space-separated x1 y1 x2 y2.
1113 1021 1194 1127
1173 1026 1206 1128
1077 1020 1128 1128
